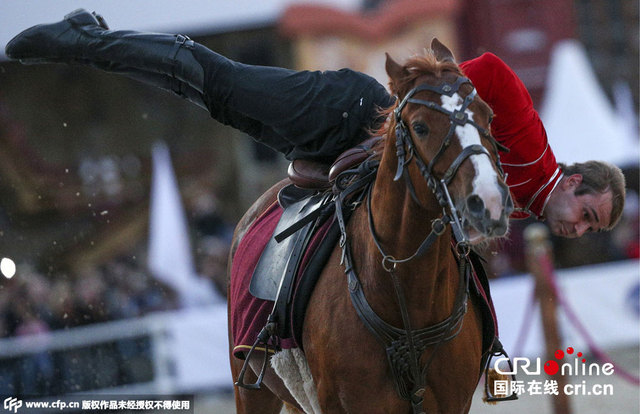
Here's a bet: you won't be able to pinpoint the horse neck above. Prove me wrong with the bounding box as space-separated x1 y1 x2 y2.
361 141 459 322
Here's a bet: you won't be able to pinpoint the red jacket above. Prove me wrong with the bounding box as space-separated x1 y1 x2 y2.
460 53 562 219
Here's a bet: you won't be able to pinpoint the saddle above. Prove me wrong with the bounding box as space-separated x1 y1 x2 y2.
287 136 383 189
249 136 383 336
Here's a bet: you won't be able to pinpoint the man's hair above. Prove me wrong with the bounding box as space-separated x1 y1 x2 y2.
558 161 626 230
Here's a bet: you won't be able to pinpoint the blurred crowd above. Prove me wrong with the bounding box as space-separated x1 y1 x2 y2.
0 258 178 341
0 189 235 396
0 246 232 396
0 186 235 339
0 259 174 395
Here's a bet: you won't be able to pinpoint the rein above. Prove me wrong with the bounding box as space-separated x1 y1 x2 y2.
334 75 507 414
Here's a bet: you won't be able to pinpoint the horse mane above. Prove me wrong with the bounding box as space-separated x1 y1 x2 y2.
372 50 463 142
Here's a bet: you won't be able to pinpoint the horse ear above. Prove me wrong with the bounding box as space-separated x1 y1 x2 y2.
385 52 407 93
431 38 455 63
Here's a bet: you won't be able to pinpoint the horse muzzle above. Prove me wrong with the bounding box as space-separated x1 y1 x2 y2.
460 186 513 241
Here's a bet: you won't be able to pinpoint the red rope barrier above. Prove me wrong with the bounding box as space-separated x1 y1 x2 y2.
512 286 537 357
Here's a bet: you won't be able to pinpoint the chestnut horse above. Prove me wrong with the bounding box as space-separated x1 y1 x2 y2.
228 39 512 413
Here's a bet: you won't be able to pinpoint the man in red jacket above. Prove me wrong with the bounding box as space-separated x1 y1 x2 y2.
460 54 625 237
5 9 625 237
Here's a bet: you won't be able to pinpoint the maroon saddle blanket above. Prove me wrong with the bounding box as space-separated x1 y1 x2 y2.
230 201 334 359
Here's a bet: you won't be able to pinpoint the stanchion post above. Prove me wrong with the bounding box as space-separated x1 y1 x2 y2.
524 223 572 414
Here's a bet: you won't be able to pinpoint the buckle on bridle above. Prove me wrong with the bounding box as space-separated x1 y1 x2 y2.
431 218 446 236
451 109 468 125
382 255 398 272
456 241 470 257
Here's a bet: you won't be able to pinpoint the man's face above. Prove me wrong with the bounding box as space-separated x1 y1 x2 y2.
544 174 613 238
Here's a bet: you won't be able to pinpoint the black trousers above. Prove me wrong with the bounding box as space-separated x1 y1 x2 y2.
191 45 395 163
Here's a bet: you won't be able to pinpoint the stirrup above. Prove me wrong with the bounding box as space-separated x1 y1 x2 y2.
235 319 279 390
483 338 519 402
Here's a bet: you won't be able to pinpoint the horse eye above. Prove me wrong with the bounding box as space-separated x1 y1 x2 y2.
411 122 429 137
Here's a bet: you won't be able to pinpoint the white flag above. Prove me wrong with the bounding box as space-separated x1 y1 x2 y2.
148 141 221 307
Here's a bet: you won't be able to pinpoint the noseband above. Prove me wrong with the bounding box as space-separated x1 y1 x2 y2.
392 75 507 246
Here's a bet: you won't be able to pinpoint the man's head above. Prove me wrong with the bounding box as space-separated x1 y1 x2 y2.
544 161 626 238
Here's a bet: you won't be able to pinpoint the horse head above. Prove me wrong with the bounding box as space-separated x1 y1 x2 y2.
383 38 513 244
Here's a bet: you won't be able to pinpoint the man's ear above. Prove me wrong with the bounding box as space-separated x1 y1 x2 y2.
563 174 583 189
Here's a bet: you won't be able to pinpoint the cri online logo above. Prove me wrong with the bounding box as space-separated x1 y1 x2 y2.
494 346 615 377
544 347 585 375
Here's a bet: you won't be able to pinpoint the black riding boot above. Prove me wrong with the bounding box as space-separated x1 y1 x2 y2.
6 9 394 162
5 9 207 109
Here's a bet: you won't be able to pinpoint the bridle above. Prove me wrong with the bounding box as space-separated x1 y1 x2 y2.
334 74 511 413
391 75 507 250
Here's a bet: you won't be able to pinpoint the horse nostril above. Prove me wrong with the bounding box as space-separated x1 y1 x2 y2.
466 195 485 218
493 221 508 237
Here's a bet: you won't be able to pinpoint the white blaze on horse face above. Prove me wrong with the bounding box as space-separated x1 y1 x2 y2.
440 93 503 221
